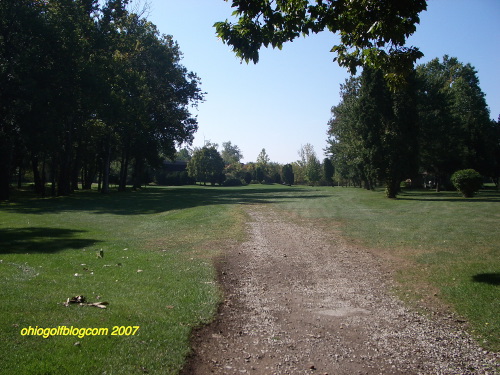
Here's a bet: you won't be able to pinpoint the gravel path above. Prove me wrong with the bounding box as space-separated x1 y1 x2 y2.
182 206 499 374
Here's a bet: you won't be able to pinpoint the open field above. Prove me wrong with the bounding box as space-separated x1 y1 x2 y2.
1 185 498 374
0 187 247 374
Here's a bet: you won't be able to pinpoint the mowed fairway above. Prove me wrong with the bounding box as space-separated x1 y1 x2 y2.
0 186 249 374
1 185 499 374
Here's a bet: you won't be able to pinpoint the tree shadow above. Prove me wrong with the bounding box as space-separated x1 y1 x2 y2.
397 189 500 203
1 186 330 216
472 273 500 286
0 227 101 254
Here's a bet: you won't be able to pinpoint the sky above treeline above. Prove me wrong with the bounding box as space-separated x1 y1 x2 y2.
140 0 500 164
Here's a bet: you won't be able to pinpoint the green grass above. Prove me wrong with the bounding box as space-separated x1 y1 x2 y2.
0 186 247 375
1 184 499 374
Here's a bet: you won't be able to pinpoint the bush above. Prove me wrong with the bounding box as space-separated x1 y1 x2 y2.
222 178 243 187
243 172 252 184
450 169 483 197
271 172 282 184
262 176 274 184
155 171 195 186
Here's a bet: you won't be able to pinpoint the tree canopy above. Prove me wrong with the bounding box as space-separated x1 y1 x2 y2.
416 56 497 188
187 146 225 185
221 141 243 165
215 0 427 85
0 0 203 199
327 56 498 195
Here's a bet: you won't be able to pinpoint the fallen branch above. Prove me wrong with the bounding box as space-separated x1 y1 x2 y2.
63 295 109 309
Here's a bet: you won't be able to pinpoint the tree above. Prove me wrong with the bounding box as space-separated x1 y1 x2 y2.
106 12 202 191
416 56 494 189
268 162 282 183
291 161 306 184
326 68 418 197
0 0 104 197
215 0 426 86
254 167 264 182
323 158 334 186
187 146 225 185
306 154 322 185
0 0 47 199
256 148 270 180
243 171 252 184
0 0 203 198
416 59 462 190
490 116 500 186
327 77 365 187
297 144 321 185
256 148 270 167
282 164 294 186
175 148 192 161
446 59 493 175
221 141 243 165
241 162 255 184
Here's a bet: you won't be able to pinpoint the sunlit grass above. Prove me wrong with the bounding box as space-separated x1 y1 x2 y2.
0 186 246 374
1 183 498 375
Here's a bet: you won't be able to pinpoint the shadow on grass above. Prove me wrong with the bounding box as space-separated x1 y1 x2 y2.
1 186 329 216
472 273 500 286
397 189 500 203
0 227 101 254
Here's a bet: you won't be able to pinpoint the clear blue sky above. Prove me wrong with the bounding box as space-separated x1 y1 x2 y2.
143 0 500 164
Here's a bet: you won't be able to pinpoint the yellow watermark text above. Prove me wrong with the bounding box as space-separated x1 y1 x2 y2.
20 325 140 338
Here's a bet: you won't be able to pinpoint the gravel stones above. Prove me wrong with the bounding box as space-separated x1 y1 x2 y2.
182 206 499 375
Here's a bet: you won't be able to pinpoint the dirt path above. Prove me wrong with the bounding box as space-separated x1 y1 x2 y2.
182 206 498 374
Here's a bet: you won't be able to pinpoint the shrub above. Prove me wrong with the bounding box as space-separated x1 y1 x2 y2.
243 172 252 184
155 171 195 186
222 178 243 187
450 169 483 197
262 176 274 184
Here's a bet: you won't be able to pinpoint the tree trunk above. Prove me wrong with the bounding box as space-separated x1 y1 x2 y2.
435 176 441 192
57 126 72 196
0 167 11 200
17 166 22 188
101 142 111 194
82 158 97 190
31 155 44 195
50 158 57 196
71 143 82 191
97 166 102 192
0 138 13 200
40 158 46 196
385 178 399 198
132 158 144 190
118 150 129 191
57 156 71 196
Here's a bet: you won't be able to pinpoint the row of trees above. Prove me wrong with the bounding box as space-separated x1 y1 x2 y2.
1 0 203 200
215 1 498 198
327 56 499 197
184 142 335 187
